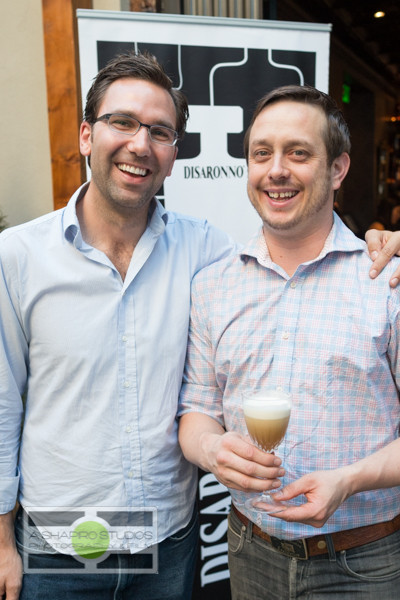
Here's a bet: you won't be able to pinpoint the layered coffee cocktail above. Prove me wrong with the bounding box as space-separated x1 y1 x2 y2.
244 393 291 452
243 389 291 514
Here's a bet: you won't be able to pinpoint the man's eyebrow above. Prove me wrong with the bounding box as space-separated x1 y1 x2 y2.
111 110 176 130
249 137 270 148
250 137 315 150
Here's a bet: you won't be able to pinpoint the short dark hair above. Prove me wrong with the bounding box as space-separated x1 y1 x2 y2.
243 84 351 164
83 51 189 140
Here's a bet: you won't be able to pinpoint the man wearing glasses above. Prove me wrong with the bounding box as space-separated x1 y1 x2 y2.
0 52 234 600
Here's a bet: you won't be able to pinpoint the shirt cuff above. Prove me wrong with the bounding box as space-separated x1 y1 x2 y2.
0 470 20 514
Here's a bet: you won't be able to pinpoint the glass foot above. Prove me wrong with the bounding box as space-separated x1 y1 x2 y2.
244 493 289 515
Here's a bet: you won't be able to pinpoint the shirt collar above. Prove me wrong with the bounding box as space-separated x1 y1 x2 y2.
62 183 168 246
148 197 169 234
240 212 365 267
63 182 88 246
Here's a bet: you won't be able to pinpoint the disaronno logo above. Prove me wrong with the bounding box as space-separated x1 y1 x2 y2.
183 165 245 180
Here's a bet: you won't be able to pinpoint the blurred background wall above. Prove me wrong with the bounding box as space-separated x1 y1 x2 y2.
1 0 399 235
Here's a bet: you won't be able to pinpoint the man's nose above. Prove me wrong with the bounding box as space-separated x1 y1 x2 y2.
126 125 151 155
268 154 290 179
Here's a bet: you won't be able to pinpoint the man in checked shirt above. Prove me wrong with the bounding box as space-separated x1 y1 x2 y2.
179 84 400 599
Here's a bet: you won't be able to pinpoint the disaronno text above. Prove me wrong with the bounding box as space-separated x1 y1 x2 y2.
183 165 245 180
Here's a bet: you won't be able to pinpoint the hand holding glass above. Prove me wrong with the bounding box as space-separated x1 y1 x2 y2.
243 389 291 514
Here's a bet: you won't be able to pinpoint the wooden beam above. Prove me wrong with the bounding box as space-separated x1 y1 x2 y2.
42 0 92 210
129 0 159 12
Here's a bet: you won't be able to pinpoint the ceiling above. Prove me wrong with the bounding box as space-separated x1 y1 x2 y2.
271 0 400 96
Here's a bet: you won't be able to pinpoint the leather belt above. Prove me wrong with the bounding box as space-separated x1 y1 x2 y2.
232 504 400 560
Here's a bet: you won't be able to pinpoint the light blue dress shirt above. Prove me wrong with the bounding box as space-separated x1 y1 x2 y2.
0 183 234 545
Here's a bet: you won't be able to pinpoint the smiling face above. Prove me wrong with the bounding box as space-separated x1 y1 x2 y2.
80 78 178 221
247 100 349 241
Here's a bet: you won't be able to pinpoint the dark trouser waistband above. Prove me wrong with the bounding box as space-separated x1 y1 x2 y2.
232 503 400 560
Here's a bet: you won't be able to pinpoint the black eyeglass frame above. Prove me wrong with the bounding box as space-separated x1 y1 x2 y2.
93 113 179 147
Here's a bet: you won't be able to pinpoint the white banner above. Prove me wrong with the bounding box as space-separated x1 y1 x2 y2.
77 10 330 243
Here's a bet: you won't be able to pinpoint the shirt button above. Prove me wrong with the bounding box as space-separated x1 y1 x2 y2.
128 470 134 478
124 381 131 388
290 281 296 288
122 335 128 342
126 425 132 433
282 332 289 340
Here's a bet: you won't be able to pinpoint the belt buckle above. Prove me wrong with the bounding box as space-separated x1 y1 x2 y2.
270 535 309 560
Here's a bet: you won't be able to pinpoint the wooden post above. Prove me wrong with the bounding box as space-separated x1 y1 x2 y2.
42 0 92 210
42 0 162 210
129 0 159 12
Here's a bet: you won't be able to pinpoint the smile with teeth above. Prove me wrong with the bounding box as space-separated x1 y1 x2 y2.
267 191 298 200
118 163 148 177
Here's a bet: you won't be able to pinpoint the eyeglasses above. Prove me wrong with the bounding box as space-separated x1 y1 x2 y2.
93 113 178 147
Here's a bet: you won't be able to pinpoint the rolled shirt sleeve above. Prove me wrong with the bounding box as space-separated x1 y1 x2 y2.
0 240 26 513
179 269 225 428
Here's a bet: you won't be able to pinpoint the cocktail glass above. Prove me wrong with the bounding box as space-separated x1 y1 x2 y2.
243 389 291 514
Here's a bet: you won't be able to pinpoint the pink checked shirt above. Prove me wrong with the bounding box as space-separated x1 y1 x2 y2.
179 214 400 540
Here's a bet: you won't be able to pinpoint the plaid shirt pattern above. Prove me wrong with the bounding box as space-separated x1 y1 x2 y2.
179 214 400 540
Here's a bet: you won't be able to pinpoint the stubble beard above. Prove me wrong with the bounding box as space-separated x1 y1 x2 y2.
91 163 157 219
251 175 333 232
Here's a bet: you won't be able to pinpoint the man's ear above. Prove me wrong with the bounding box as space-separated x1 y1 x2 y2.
80 122 92 158
331 152 350 191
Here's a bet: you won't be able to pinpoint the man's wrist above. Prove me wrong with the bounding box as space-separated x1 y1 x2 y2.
0 511 17 548
199 430 222 473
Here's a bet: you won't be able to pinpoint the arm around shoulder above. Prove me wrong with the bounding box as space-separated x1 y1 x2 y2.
365 228 400 286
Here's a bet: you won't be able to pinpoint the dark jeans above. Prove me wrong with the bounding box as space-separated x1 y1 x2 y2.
15 506 199 600
228 507 400 599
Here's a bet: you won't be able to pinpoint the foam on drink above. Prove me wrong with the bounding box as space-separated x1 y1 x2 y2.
243 391 291 452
